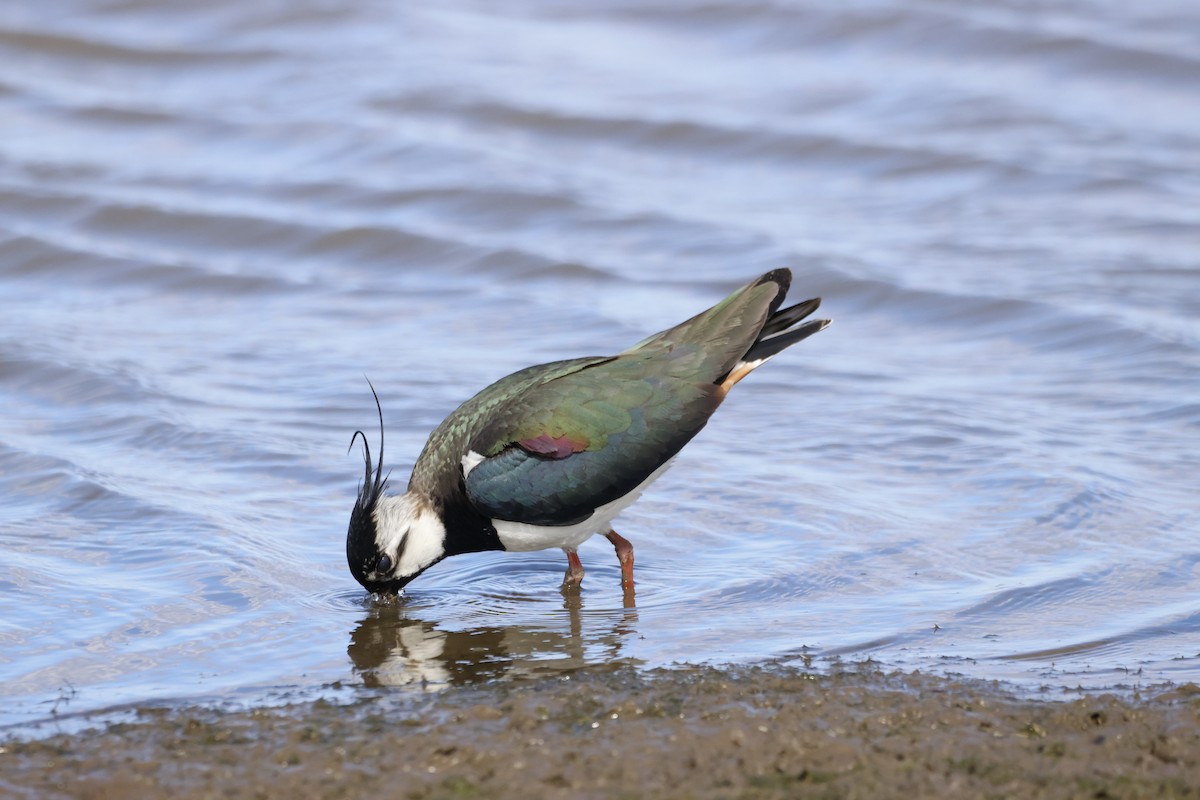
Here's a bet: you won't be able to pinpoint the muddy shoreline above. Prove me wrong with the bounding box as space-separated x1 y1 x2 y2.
4 665 1199 799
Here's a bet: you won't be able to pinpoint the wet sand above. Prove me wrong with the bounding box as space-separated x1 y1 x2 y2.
4 666 1199 799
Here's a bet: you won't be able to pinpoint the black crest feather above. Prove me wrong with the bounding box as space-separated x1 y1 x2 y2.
349 378 389 515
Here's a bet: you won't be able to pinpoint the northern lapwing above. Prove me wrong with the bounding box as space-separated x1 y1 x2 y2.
347 269 830 595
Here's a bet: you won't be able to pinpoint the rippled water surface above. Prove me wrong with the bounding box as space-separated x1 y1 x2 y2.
2 0 1199 727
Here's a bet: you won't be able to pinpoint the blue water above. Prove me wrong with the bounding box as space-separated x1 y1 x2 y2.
2 0 1199 729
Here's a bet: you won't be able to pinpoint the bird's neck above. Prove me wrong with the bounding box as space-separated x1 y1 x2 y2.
434 488 507 557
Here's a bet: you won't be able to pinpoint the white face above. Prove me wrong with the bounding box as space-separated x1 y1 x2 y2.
369 494 448 589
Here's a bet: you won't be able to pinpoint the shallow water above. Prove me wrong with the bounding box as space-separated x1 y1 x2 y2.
2 0 1199 728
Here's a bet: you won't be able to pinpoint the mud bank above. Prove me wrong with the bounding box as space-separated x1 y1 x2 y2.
4 666 1199 799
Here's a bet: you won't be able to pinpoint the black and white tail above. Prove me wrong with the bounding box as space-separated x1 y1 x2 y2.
721 277 830 391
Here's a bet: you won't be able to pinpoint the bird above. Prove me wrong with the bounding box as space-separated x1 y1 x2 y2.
346 269 830 596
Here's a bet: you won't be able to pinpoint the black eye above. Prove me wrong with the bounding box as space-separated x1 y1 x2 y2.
375 553 393 574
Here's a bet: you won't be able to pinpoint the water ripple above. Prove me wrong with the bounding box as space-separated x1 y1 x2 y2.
2 0 1199 725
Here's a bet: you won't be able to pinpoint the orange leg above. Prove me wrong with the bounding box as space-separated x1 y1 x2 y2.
562 549 585 589
605 529 635 588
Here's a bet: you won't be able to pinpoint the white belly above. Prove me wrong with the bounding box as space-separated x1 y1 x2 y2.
492 459 675 552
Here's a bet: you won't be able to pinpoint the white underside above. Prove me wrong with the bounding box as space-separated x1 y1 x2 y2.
492 458 676 552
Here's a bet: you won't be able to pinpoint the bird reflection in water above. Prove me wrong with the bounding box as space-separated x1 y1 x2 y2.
347 593 640 689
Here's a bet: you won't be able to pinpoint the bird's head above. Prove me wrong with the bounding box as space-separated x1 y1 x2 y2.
346 384 446 596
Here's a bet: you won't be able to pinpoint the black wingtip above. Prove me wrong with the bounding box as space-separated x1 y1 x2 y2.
754 269 793 320
756 268 792 290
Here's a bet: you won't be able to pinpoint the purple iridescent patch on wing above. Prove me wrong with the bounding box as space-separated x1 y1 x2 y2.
518 433 589 459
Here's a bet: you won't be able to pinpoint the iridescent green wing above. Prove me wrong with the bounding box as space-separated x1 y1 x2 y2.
463 348 723 525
